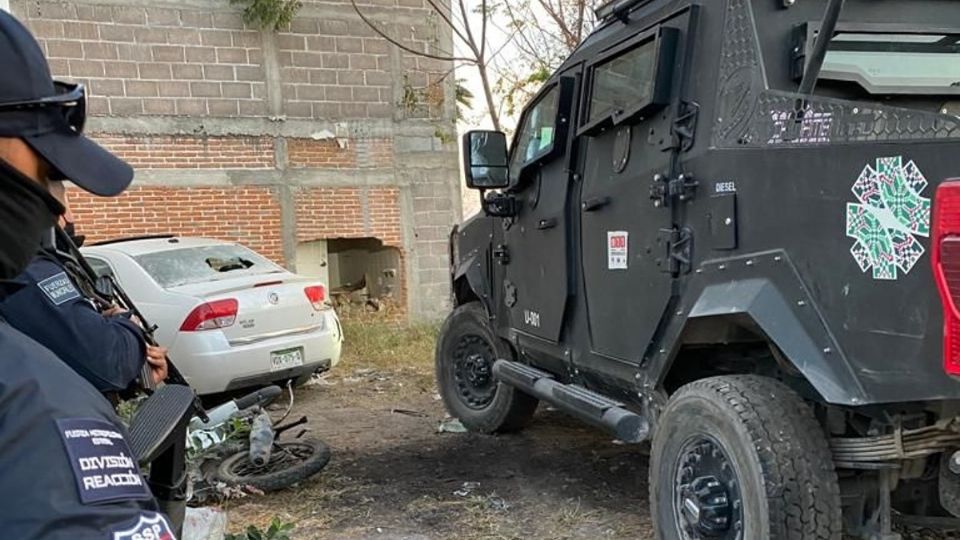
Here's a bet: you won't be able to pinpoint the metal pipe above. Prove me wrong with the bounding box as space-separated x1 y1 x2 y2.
798 0 846 95
879 470 893 536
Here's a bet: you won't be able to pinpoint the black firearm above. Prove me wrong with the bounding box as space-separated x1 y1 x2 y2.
51 226 193 392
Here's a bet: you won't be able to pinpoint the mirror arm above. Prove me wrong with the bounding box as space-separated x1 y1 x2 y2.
482 191 520 217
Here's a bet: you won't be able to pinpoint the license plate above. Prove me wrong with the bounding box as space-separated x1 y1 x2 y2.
270 347 304 372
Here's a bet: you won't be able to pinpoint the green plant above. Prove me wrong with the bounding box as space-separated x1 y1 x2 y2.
229 0 302 31
225 517 295 540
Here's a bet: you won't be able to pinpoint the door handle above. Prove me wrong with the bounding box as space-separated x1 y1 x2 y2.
582 196 611 212
537 218 557 230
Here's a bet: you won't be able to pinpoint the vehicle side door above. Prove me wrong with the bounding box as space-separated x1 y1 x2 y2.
577 23 681 364
500 75 577 344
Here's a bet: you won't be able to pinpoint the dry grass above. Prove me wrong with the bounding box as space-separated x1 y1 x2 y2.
338 318 439 378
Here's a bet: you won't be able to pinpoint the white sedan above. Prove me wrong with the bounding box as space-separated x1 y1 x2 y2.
82 237 343 395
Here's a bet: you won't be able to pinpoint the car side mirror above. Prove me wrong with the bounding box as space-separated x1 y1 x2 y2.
462 130 510 189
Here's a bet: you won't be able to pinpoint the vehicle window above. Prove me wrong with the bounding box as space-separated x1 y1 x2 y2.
86 257 115 279
133 245 282 288
588 38 658 124
509 85 560 178
819 32 960 94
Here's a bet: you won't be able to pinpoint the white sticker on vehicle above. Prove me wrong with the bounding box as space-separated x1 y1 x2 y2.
607 231 628 270
845 156 931 280
523 309 541 328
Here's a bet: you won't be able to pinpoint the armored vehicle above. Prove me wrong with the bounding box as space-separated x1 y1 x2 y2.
435 0 960 537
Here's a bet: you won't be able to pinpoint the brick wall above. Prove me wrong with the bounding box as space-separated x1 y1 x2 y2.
93 134 275 169
70 186 286 264
287 138 356 169
295 187 402 248
17 0 449 121
10 0 461 320
24 3 269 117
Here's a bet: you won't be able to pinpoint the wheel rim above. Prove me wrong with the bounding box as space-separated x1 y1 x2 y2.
673 436 743 540
451 334 497 409
226 441 317 477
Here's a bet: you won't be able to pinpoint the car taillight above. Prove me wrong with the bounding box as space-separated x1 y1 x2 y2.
180 299 239 331
304 285 326 311
932 180 960 375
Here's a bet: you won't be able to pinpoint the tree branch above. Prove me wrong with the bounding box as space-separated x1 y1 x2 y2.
350 0 475 63
479 0 489 61
423 0 473 47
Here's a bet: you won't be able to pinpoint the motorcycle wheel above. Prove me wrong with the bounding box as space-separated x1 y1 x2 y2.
215 438 331 492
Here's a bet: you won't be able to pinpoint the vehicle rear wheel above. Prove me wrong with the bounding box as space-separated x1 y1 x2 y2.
215 438 330 492
650 375 841 539
435 302 538 433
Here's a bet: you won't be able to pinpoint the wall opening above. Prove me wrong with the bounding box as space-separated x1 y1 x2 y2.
296 237 401 314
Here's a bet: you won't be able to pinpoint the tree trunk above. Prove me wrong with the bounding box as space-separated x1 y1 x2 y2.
477 61 502 132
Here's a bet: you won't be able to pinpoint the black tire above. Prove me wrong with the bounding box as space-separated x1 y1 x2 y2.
435 302 538 433
215 438 331 492
650 375 841 540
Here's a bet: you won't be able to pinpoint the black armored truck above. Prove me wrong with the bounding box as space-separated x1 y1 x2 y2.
435 0 960 537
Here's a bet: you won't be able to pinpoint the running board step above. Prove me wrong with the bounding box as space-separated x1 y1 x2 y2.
493 359 649 443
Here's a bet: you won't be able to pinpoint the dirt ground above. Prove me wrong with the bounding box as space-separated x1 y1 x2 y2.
223 320 655 539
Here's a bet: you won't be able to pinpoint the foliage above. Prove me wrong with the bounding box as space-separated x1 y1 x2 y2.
339 318 439 372
351 0 600 131
229 0 302 31
116 396 147 426
488 0 601 120
455 80 475 122
225 517 295 540
495 65 552 118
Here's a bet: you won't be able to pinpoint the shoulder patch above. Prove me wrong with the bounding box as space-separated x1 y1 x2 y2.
55 417 151 505
37 272 80 305
111 512 176 540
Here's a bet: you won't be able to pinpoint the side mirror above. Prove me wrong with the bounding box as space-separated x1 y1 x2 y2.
462 130 510 189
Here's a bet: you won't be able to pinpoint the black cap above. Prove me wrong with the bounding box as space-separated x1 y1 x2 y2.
0 11 133 196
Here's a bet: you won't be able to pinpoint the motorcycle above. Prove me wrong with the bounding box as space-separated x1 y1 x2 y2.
188 384 331 497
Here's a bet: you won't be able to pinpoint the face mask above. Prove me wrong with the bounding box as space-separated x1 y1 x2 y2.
0 159 63 280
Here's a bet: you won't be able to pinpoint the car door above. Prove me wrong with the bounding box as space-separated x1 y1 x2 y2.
501 75 577 343
578 24 680 363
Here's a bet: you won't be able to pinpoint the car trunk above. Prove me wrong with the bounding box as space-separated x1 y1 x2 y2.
169 274 327 346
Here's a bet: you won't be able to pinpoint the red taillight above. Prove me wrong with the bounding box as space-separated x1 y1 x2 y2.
180 299 239 331
304 285 326 311
932 180 960 375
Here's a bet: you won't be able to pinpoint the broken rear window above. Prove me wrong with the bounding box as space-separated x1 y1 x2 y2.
134 245 282 288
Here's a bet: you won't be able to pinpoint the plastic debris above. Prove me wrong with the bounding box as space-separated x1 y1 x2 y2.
453 481 481 497
437 418 467 434
183 506 227 540
486 496 510 512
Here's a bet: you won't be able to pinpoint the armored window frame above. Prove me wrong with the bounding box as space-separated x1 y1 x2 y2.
507 76 575 186
792 22 960 95
579 25 678 137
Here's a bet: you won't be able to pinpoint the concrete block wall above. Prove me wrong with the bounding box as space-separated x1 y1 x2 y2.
11 0 462 320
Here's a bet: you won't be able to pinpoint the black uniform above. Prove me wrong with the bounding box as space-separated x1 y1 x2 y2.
0 312 173 539
0 253 147 392
0 9 175 539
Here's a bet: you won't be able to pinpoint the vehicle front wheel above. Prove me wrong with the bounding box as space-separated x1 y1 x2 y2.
435 302 538 433
650 375 841 539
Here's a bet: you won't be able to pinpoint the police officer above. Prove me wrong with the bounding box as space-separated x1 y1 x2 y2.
0 180 169 392
0 10 176 539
